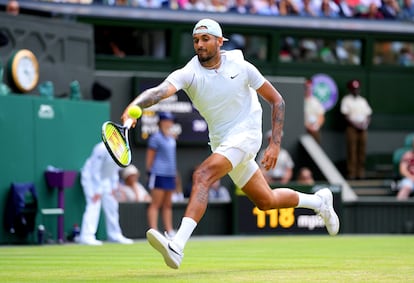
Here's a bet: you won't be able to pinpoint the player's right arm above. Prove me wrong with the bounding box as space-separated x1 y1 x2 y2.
121 80 177 126
256 80 285 171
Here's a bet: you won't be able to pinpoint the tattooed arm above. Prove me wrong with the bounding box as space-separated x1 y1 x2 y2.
121 80 177 126
256 80 285 170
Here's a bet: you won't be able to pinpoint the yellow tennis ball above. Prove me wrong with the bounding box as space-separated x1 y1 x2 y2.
128 105 142 119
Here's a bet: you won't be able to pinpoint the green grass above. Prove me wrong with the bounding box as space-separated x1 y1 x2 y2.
1 235 413 282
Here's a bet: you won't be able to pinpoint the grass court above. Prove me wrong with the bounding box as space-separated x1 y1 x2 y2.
1 235 413 282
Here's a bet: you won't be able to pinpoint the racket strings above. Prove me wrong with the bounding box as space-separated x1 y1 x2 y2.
104 125 129 165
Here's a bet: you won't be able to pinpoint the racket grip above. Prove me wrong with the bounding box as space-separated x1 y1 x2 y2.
124 118 133 129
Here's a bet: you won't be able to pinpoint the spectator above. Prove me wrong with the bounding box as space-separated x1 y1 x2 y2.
279 0 300 15
398 0 414 21
396 139 414 200
358 0 382 10
356 2 384 18
304 79 325 144
180 0 206 10
137 0 164 7
279 37 295 62
296 167 315 185
228 0 253 13
399 46 414 66
334 0 355 17
6 0 19 15
117 165 152 202
208 179 231 202
251 0 280 15
298 0 318 16
257 130 295 184
146 112 177 239
317 0 340 17
380 0 400 19
340 79 372 180
205 0 229 12
299 39 319 62
319 43 338 63
78 142 134 245
94 27 126 58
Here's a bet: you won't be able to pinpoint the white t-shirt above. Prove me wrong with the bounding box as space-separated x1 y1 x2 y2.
340 94 372 124
166 50 266 153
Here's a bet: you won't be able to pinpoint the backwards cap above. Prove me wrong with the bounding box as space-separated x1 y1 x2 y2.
193 19 228 41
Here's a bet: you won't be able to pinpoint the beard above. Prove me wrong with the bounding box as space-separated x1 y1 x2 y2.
196 48 218 63
197 53 214 63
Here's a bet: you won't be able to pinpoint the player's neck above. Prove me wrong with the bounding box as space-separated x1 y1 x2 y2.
202 58 221 71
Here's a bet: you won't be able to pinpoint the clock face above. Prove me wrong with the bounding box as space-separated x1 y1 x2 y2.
9 49 39 93
16 56 37 90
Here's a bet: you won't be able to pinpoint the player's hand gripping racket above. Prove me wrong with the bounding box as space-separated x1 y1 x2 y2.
101 118 133 167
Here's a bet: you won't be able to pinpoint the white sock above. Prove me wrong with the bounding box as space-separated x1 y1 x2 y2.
172 217 197 251
296 192 322 210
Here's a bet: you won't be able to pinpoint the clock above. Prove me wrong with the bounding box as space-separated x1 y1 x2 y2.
8 49 39 93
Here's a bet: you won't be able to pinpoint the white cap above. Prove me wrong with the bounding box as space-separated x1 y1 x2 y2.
193 19 228 41
121 165 139 180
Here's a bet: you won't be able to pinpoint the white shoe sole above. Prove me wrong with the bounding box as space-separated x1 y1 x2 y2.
146 229 182 269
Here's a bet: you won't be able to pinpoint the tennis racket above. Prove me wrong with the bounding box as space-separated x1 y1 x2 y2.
101 118 133 167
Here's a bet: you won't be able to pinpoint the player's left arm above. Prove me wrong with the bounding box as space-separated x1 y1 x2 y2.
256 80 285 170
121 80 177 126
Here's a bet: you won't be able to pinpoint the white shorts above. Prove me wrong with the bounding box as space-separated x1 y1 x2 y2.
214 146 259 188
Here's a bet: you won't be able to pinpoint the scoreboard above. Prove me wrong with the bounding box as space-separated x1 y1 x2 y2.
234 185 342 235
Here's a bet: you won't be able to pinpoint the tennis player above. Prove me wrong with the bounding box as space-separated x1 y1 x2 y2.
121 18 339 269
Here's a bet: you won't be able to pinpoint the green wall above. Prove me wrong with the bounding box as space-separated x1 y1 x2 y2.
0 95 109 244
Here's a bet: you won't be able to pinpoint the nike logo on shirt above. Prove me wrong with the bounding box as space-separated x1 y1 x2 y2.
230 74 239 79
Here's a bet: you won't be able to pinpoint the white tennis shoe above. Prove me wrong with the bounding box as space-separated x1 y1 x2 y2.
315 188 340 236
146 228 183 269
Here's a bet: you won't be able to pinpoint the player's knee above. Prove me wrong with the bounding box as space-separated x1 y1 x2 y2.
193 166 213 186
